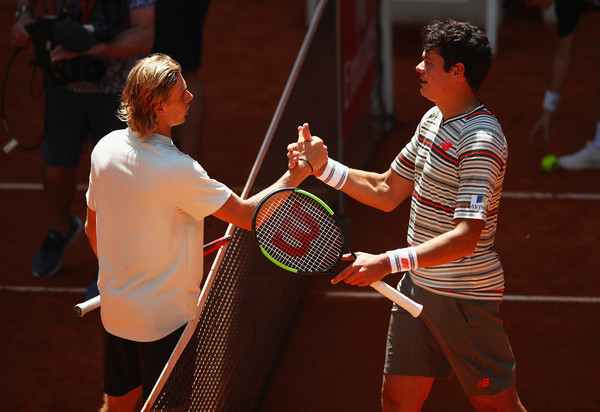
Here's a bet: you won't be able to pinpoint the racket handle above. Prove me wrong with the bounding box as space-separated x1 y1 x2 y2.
203 235 232 256
370 280 423 318
74 295 101 317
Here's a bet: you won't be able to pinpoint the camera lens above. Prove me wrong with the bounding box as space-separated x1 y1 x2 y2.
83 58 106 83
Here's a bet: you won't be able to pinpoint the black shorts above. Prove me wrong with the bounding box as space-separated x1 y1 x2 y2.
384 274 517 397
153 0 211 72
42 78 124 168
103 324 186 400
556 0 600 37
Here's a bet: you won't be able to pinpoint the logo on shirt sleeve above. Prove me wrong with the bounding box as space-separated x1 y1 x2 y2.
470 195 488 211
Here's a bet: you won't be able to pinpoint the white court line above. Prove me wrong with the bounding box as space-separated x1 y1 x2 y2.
2 285 598 304
502 295 600 303
1 184 599 200
0 285 87 294
0 183 248 193
320 291 600 304
0 183 89 191
502 191 600 200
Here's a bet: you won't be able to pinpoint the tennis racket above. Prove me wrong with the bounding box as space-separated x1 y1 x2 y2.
74 235 233 317
252 188 423 317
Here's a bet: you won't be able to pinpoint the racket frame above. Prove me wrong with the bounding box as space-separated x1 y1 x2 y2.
252 187 353 275
252 187 423 318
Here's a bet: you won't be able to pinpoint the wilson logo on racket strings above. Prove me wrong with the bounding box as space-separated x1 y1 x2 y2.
272 202 320 257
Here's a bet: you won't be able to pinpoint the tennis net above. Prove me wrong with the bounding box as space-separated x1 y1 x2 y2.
145 0 386 409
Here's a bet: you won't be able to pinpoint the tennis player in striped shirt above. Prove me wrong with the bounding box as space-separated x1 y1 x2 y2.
290 19 526 412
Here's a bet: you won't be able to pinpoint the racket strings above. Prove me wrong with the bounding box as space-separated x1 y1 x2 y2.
255 192 344 273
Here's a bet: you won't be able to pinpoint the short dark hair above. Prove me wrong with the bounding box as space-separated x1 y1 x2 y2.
420 19 492 91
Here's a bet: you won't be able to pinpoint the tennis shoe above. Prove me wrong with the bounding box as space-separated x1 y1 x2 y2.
32 216 83 279
558 141 600 170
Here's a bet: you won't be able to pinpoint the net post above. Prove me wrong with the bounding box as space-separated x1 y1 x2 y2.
145 1 336 409
377 0 395 123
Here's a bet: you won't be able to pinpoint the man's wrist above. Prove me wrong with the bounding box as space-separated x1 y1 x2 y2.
387 246 418 273
15 4 31 21
316 158 349 190
542 89 560 112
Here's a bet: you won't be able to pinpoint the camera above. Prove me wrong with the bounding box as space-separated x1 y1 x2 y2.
26 3 123 85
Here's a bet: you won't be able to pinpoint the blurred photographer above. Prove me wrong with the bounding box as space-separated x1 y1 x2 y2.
9 0 155 280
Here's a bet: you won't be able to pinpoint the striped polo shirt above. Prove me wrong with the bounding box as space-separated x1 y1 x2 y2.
392 104 508 300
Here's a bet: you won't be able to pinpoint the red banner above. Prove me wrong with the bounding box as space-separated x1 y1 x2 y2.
341 0 378 138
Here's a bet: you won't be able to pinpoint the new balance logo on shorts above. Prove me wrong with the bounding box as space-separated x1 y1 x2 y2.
477 378 490 388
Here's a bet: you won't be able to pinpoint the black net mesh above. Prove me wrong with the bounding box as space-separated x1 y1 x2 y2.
148 1 340 410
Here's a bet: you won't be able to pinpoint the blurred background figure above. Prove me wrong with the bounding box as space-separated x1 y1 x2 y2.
9 0 155 280
153 0 211 161
526 0 600 170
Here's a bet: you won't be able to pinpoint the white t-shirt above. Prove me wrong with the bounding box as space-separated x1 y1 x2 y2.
87 128 232 341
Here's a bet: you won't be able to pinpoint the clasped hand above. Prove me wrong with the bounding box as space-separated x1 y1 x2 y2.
288 123 328 175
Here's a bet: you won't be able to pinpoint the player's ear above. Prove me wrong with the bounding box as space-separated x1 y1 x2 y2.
452 63 465 78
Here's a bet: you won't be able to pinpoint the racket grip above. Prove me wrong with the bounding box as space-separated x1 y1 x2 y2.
203 235 232 256
74 295 101 317
370 280 423 318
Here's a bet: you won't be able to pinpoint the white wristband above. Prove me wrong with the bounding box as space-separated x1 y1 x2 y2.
542 90 560 112
387 246 418 273
317 158 349 190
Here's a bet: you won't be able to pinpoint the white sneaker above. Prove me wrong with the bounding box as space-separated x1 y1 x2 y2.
558 141 600 170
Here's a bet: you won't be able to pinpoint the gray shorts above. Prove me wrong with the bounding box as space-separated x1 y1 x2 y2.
384 273 516 396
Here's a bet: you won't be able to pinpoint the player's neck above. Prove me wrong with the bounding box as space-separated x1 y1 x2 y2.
438 93 481 120
153 123 173 139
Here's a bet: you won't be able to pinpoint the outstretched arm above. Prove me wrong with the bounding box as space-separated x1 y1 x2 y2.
287 123 413 211
332 218 484 286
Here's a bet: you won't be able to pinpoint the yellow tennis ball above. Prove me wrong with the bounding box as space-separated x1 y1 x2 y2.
541 154 559 173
